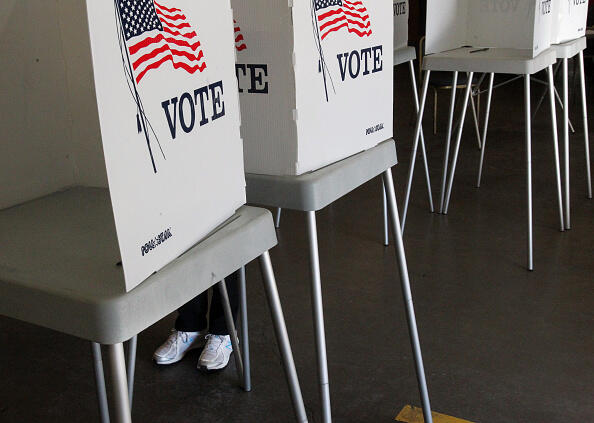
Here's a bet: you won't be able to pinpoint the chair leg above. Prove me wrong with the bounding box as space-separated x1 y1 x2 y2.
106 343 132 423
524 75 534 271
218 279 244 384
402 70 431 233
91 343 110 423
562 59 571 230
275 207 282 229
439 72 459 213
444 73 474 214
578 51 592 199
409 60 434 214
477 73 495 188
126 335 137 408
306 211 331 423
238 266 252 391
382 180 389 246
548 65 566 233
258 251 309 423
381 168 433 423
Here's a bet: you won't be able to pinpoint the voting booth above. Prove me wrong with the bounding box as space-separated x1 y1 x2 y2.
0 0 245 291
551 0 589 44
232 0 393 176
426 0 553 57
393 0 409 51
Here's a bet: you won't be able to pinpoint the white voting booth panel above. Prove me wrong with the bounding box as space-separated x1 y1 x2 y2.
551 0 588 44
426 0 553 57
393 0 409 51
233 0 393 176
0 0 245 291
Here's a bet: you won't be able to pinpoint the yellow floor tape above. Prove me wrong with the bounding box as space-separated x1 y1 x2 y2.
395 405 475 423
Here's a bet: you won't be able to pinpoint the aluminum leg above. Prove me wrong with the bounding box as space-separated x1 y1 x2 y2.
477 73 495 188
548 66 568 231
470 90 482 150
306 211 331 423
259 251 309 423
402 70 431 232
409 61 434 214
275 208 282 229
126 335 137 408
578 51 592 199
433 88 438 135
239 266 251 392
444 73 475 214
91 343 110 423
382 168 433 423
382 181 389 246
562 59 571 229
533 61 560 120
218 279 244 383
107 343 132 423
439 72 459 213
525 75 534 271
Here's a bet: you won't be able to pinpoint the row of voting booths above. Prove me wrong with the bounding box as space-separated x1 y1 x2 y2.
0 1 432 423
401 0 591 270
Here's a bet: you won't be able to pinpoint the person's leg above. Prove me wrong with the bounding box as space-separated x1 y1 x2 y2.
154 292 209 365
208 271 239 335
199 271 240 370
175 292 209 332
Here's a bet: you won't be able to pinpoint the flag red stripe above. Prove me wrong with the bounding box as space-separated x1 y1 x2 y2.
155 9 187 22
321 21 371 40
235 34 244 43
163 26 197 39
153 1 181 13
319 14 370 33
129 33 200 55
133 43 204 71
136 53 206 83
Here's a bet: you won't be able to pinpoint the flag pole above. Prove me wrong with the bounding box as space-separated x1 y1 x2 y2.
113 0 158 173
311 0 329 102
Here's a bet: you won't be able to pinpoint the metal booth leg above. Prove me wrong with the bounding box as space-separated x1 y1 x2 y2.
402 70 431 232
91 343 110 423
409 60 435 215
238 266 252 391
444 72 475 214
438 72 459 214
218 279 244 384
126 335 137 408
382 181 389 246
275 208 282 229
524 75 534 271
578 51 592 199
306 211 331 423
106 343 132 423
381 168 433 423
562 58 571 229
477 73 495 188
548 65 566 233
258 251 309 423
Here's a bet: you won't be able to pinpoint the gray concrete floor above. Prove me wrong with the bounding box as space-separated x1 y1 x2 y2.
1 65 593 422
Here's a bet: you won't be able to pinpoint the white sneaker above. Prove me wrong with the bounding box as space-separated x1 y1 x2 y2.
153 329 206 365
198 334 233 371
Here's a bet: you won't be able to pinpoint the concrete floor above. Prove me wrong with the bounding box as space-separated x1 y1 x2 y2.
1 65 593 422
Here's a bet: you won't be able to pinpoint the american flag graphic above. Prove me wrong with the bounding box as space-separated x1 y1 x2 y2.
314 0 372 41
117 0 206 84
234 20 246 51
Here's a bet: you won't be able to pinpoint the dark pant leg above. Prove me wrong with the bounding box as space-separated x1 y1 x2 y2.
175 291 209 332
208 270 240 336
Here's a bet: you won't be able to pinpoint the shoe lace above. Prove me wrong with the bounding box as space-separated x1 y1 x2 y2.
204 334 223 352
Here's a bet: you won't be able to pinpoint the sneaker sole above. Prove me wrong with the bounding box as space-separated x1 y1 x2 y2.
153 342 205 365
